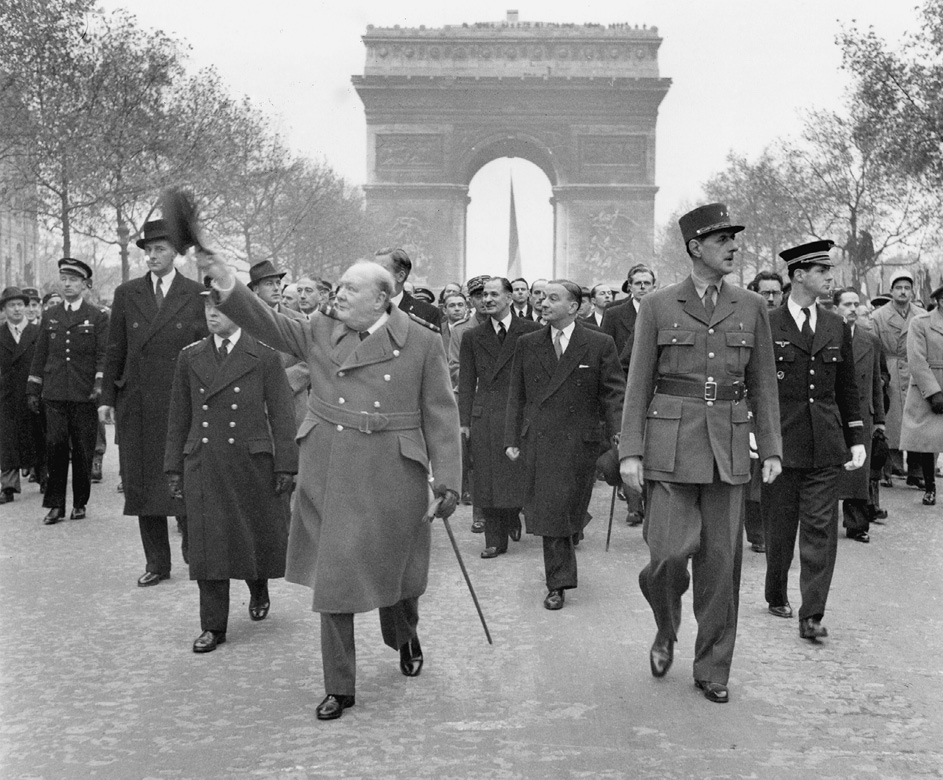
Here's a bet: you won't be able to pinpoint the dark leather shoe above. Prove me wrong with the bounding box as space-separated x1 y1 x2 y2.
872 508 888 521
649 636 674 678
399 637 423 677
923 490 936 506
799 617 828 640
509 523 522 542
695 679 729 703
70 506 86 520
316 694 355 720
137 571 169 587
480 546 505 559
750 542 766 553
768 603 793 618
90 456 103 483
116 481 124 493
192 630 226 653
43 507 65 525
907 475 925 489
846 530 870 543
248 596 270 621
543 589 565 610
471 519 485 533
626 511 644 526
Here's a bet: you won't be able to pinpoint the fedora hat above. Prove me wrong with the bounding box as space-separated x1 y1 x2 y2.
136 219 172 250
248 260 287 288
0 286 29 307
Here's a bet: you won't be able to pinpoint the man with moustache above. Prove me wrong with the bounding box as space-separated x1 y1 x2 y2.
459 277 541 558
763 242 864 642
619 204 782 704
99 220 207 585
505 281 624 610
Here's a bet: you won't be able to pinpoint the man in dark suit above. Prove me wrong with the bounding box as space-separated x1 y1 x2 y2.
505 281 624 610
510 277 534 319
459 277 541 558
375 247 441 329
0 287 44 503
619 203 782 704
762 241 865 642
585 284 612 328
99 220 207 586
27 259 109 524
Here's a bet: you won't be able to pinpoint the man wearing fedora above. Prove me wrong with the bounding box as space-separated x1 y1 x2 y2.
0 287 45 504
27 259 109 524
619 203 782 704
762 240 865 642
248 259 309 427
99 220 207 586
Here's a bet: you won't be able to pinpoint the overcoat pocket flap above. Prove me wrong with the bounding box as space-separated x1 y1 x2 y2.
398 434 430 469
658 329 695 346
731 403 751 423
248 438 273 455
647 394 683 420
182 438 198 456
726 332 755 348
295 416 319 443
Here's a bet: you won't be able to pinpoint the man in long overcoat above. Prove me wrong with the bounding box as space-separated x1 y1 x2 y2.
834 288 885 541
199 255 461 721
459 277 541 558
505 281 624 611
0 287 44 503
619 204 782 704
99 220 207 587
165 294 297 653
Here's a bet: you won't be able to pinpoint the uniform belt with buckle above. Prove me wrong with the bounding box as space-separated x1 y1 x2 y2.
655 378 746 402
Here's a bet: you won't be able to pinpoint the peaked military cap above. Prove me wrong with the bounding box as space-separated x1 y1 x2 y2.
21 287 40 302
779 240 836 270
248 259 287 287
466 275 490 296
679 202 744 244
58 257 93 280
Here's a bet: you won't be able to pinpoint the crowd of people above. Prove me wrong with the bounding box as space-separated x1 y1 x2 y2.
1 201 938 718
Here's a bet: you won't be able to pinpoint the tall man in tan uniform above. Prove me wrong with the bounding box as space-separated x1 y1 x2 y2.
619 204 782 704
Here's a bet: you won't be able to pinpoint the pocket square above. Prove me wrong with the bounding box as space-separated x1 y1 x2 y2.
579 364 590 369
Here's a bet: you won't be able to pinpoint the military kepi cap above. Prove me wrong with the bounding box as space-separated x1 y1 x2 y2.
778 240 836 270
678 202 744 244
248 259 286 287
136 219 172 249
889 269 914 288
466 275 490 296
21 287 40 301
58 257 93 280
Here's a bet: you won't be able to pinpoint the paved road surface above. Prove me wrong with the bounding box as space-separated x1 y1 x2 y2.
1 430 941 779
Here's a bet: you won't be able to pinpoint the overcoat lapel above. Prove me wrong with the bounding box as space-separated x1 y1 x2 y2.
204 336 257 400
677 277 710 326
140 273 189 349
774 308 807 351
189 339 219 390
489 317 522 379
130 274 158 327
852 327 871 366
534 325 558 379
0 324 14 356
539 324 589 405
810 305 835 355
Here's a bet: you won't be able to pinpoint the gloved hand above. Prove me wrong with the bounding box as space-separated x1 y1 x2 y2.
26 394 40 415
88 377 103 403
273 472 294 496
432 484 460 519
166 473 184 501
929 391 943 414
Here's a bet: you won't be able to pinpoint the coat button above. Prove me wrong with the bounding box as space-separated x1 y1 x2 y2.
202 404 208 411
231 404 237 410
374 401 381 408
336 424 343 431
229 421 236 427
202 421 208 428
708 377 714 382
66 357 70 361
201 437 208 443
228 438 234 444
708 328 714 334
234 387 240 393
809 384 815 390
132 322 139 328
199 388 204 394
384 374 391 381
809 369 815 375
809 398 815 403
338 398 345 404
708 352 715 358
338 371 345 377
65 348 70 353
706 401 714 407
653 410 658 415
393 350 400 357
176 323 182 329
672 338 677 343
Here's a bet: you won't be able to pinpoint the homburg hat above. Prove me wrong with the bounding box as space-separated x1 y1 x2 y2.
248 259 286 288
58 257 93 280
0 286 30 307
678 202 744 245
779 240 836 271
135 219 172 250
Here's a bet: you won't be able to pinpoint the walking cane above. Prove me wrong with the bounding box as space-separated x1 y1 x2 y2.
425 496 493 645
605 484 618 552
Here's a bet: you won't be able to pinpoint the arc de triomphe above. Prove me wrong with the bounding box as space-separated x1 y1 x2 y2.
352 13 671 287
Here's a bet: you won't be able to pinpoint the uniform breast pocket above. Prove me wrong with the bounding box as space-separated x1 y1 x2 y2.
657 329 697 375
774 343 796 368
725 331 754 375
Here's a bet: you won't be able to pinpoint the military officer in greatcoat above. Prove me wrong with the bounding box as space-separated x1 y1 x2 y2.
762 241 865 642
459 277 541 558
165 287 297 653
198 254 461 722
99 220 207 586
619 204 782 704
27 259 109 524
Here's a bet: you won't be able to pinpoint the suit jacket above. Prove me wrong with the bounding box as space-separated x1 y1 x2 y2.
28 300 109 402
505 322 624 536
838 326 885 499
0 321 42 469
619 277 782 485
458 315 541 508
399 292 441 329
511 303 535 320
100 271 207 515
601 297 638 374
768 304 862 468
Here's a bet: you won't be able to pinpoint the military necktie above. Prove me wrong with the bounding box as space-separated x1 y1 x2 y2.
155 277 164 308
553 329 564 360
801 307 813 344
219 337 230 360
703 284 717 318
497 322 506 344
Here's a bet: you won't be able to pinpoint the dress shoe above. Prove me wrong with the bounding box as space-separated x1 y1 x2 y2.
626 511 643 527
846 530 870 543
695 679 729 703
0 490 14 504
248 595 270 621
471 518 485 533
509 523 522 542
907 475 925 490
399 637 423 677
768 603 793 618
460 490 471 505
871 508 887 523
137 571 169 587
750 542 766 553
649 636 674 678
70 506 86 520
90 455 103 483
116 481 123 493
316 694 355 720
480 546 506 559
192 630 226 653
43 507 65 525
923 490 936 506
799 617 828 640
543 589 565 610
880 478 894 488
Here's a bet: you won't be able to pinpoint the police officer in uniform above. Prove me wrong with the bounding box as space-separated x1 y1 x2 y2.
27 259 109 524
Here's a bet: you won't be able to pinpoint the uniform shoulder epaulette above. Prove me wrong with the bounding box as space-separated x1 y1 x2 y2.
407 311 441 333
182 339 203 350
257 340 277 352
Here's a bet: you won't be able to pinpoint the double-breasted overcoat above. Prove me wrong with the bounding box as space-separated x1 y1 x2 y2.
0 321 43 471
871 303 917 448
218 282 461 613
164 332 297 580
101 272 207 516
458 315 541 508
505 322 624 537
900 309 943 452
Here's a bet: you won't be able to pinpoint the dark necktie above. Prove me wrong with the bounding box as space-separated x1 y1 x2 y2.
801 307 813 343
219 338 230 359
497 322 506 344
703 284 717 318
155 277 164 308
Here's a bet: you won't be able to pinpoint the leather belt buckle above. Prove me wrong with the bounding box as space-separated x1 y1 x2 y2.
359 411 373 434
704 381 718 402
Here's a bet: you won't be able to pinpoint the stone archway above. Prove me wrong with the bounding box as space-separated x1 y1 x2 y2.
353 13 671 288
